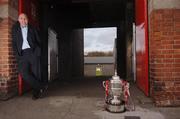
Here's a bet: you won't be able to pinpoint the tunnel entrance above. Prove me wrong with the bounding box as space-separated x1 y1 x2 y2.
84 27 116 77
40 0 134 79
19 0 149 96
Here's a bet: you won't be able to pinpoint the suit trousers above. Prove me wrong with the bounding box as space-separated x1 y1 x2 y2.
18 48 42 91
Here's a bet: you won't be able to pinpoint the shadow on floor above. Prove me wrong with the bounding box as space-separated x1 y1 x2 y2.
0 76 180 119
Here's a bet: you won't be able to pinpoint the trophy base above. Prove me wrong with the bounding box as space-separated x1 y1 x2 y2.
105 101 125 113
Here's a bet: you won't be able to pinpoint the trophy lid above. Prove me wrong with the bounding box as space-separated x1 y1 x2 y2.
112 70 120 80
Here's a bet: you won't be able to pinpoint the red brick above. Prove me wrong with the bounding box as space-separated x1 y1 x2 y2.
173 64 180 67
161 40 174 44
175 31 180 35
165 45 173 49
173 45 180 49
162 50 174 54
155 64 164 68
155 55 165 58
163 77 174 81
163 59 174 63
175 41 180 44
164 63 173 68
153 31 162 36
175 87 180 91
162 32 174 36
174 49 180 54
174 10 180 19
165 54 173 58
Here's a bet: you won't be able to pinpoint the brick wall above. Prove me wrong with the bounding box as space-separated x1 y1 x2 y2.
149 9 180 106
0 0 18 100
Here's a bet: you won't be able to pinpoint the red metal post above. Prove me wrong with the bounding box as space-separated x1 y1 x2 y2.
18 0 23 14
135 0 149 96
18 74 23 96
18 0 24 96
144 0 149 96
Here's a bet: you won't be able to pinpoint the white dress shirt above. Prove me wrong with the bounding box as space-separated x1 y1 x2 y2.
21 26 30 50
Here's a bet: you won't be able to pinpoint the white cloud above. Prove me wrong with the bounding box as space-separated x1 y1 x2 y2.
84 27 116 52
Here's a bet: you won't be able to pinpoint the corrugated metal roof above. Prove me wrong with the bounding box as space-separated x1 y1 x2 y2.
84 57 114 64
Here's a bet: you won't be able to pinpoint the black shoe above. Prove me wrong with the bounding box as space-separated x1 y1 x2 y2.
39 85 48 98
32 90 40 100
32 95 39 100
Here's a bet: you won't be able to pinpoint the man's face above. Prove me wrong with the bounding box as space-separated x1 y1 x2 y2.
18 14 28 27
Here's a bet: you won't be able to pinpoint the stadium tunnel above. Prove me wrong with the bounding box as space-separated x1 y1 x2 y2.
19 0 149 96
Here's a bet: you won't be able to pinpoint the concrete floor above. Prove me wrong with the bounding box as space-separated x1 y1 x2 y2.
0 77 180 119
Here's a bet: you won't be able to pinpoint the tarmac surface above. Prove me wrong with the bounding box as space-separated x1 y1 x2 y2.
0 77 180 119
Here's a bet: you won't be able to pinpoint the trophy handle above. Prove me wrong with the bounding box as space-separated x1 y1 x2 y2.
103 81 106 88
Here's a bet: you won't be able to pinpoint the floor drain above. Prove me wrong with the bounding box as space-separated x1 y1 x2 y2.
124 116 141 119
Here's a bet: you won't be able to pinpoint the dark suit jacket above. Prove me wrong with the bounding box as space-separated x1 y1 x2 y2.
12 21 41 61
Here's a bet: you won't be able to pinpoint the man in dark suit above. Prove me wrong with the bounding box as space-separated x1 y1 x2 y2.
12 13 46 100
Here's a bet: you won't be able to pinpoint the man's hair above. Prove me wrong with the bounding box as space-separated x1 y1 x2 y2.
18 13 28 20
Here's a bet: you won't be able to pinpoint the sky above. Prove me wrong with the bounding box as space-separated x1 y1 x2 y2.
84 27 117 53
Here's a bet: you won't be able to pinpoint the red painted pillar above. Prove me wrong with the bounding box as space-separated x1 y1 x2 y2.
18 0 23 96
135 0 149 96
18 74 23 96
18 0 23 14
17 0 39 95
